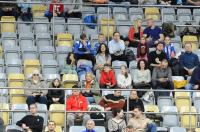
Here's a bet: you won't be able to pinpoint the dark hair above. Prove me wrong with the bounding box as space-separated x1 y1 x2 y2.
156 41 165 47
52 78 62 88
121 65 128 78
72 85 79 88
137 42 149 58
80 33 87 40
104 63 111 67
98 33 104 37
112 108 122 117
137 59 148 70
48 120 56 126
96 43 110 59
126 125 134 129
66 52 76 65
133 106 142 112
113 31 120 36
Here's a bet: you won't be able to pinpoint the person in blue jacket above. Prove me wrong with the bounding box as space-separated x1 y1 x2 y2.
186 64 200 90
82 119 96 132
73 33 95 65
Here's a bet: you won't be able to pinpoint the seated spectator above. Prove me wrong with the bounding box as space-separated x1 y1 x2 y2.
117 65 132 89
137 37 149 61
65 0 82 18
61 52 77 75
82 119 96 132
123 90 144 112
93 34 106 56
108 32 126 62
108 109 126 132
66 89 90 127
25 70 48 107
164 36 175 60
159 0 172 5
143 18 164 47
74 33 94 65
125 125 134 132
47 78 64 108
0 2 18 20
186 0 200 5
0 117 3 132
128 106 157 132
45 121 56 132
18 0 32 21
152 59 174 99
46 0 64 21
128 19 144 47
79 72 100 104
148 42 167 72
99 64 117 89
16 104 44 132
179 43 199 77
133 59 151 97
186 64 200 90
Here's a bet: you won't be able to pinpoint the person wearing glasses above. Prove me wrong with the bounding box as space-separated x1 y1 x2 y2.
25 69 48 107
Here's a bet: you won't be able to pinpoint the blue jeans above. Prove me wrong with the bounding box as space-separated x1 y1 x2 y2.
185 83 193 90
26 95 47 107
147 123 157 132
86 97 95 104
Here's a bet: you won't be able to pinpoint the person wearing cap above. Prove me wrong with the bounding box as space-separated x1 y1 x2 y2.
24 69 48 107
148 41 167 72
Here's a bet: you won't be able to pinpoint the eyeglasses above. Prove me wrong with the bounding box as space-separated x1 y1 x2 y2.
33 74 39 76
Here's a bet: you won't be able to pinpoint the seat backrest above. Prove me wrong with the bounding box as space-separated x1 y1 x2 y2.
170 127 186 132
1 16 16 33
112 60 127 69
49 104 65 126
69 126 86 132
94 126 106 132
100 18 116 38
157 96 173 110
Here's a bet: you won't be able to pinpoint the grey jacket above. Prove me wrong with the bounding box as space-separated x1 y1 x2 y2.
152 67 172 81
24 79 48 96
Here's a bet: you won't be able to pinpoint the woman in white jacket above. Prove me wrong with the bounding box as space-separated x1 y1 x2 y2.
117 65 132 89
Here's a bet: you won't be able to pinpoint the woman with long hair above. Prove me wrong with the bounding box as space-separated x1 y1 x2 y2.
137 37 149 62
117 65 132 89
61 52 77 75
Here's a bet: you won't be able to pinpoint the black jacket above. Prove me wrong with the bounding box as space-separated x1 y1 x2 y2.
123 98 144 112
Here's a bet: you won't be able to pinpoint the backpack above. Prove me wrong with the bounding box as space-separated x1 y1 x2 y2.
162 22 176 38
125 48 136 62
180 23 199 38
89 105 105 119
83 15 97 29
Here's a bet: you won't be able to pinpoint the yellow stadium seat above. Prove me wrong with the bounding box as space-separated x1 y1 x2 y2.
144 105 159 113
44 126 62 132
57 33 73 47
180 106 197 128
182 35 198 51
62 74 78 88
0 103 9 125
0 46 3 59
145 7 160 20
24 59 40 75
100 18 116 38
32 5 47 18
175 91 191 111
1 16 16 33
49 104 65 126
196 128 200 132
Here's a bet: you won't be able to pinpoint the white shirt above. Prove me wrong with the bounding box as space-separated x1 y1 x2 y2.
108 39 125 55
133 69 151 83
117 73 132 88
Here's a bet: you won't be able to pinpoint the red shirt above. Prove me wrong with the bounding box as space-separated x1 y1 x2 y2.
66 94 88 111
99 70 116 86
49 3 64 14
128 26 143 42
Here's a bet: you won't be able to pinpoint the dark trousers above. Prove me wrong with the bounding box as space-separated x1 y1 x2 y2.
26 95 47 107
0 9 19 20
46 12 64 22
21 12 33 21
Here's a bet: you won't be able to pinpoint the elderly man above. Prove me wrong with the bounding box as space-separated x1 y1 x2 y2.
25 69 48 107
82 119 96 132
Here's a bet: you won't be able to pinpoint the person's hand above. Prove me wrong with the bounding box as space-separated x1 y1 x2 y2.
194 85 199 90
32 93 38 97
52 97 59 102
155 58 161 64
171 52 175 58
53 12 57 16
159 78 165 82
188 69 193 76
78 113 83 117
22 124 29 129
106 82 111 86
105 107 111 111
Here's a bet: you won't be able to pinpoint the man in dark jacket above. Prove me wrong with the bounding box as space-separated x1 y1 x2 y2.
16 104 44 132
186 64 200 90
0 0 18 20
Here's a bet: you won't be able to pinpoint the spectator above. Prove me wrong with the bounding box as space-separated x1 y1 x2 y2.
65 0 82 18
66 89 90 127
16 104 44 132
0 117 3 132
18 0 32 21
148 42 167 72
93 34 106 56
0 2 18 20
128 106 156 132
125 125 134 132
80 72 100 104
143 18 164 47
61 52 77 75
186 64 200 90
123 90 144 112
73 33 94 65
117 65 132 89
133 59 151 97
179 43 199 77
46 0 64 21
108 32 126 62
45 121 56 132
94 43 111 81
82 119 96 132
159 0 172 5
164 36 175 60
137 37 149 61
152 59 174 99
99 64 117 89
25 69 48 107
99 90 125 111
128 19 144 47
108 109 126 132
47 78 64 108
186 0 200 5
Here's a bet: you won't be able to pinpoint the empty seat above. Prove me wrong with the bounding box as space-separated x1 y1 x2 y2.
49 104 65 126
157 96 174 110
163 14 176 22
113 7 128 20
100 18 116 38
0 59 4 73
112 61 127 69
67 18 83 34
56 46 72 68
94 126 106 132
177 8 191 16
6 125 23 131
162 8 175 15
17 19 33 33
6 59 22 74
82 6 95 17
43 74 60 82
1 32 17 47
32 5 47 18
39 46 55 62
175 91 191 111
36 34 52 49
129 7 143 14
84 25 98 37
4 45 20 60
170 127 186 132
24 59 40 75
0 73 7 98
1 16 16 33
193 92 200 111
51 17 66 36
193 9 200 16
57 33 73 47
178 15 191 23
19 33 35 49
62 74 78 88
69 126 86 132
116 20 131 37
144 105 159 113
0 103 9 125
34 17 49 34
37 104 48 125
145 7 160 20
22 46 38 61
41 59 58 74
12 104 28 124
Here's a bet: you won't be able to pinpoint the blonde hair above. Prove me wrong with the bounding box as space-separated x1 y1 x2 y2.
85 72 94 80
134 19 142 33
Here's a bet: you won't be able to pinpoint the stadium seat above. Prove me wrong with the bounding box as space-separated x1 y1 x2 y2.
175 91 191 111
56 46 72 69
49 104 65 126
82 6 95 17
177 9 191 16
145 7 160 20
6 58 22 74
129 7 143 21
0 59 4 73
1 16 16 33
1 32 17 47
57 33 73 47
116 20 131 37
178 15 192 23
62 74 78 88
193 92 200 111
67 18 83 34
34 17 49 34
44 126 62 132
17 19 33 33
180 106 197 128
36 33 52 48
193 9 200 16
170 127 186 132
19 33 35 49
39 46 55 62
69 126 86 132
24 59 40 75
100 18 116 38
12 104 28 124
94 126 106 132
6 125 23 131
37 104 48 126
161 106 179 127
43 74 60 82
162 8 175 15
51 17 66 36
157 96 174 111
182 35 198 51
32 5 47 18
195 128 200 132
22 46 38 61
172 76 187 89
113 7 128 20
97 7 112 22
0 103 9 125
163 14 176 22
84 25 98 37
144 105 159 113
0 72 7 103
112 60 127 69
41 59 58 74
4 45 20 60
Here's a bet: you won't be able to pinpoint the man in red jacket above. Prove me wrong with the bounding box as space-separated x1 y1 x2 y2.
47 0 64 21
66 89 90 127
